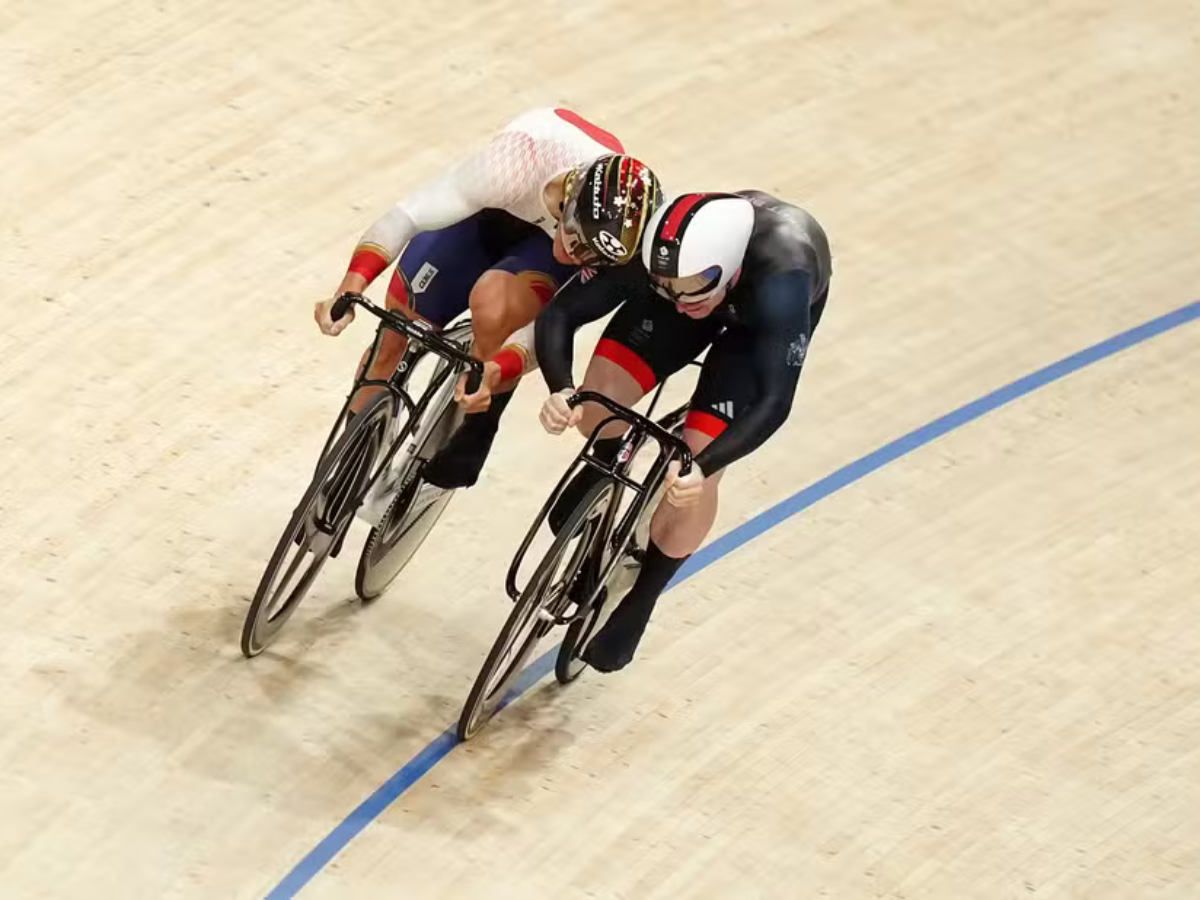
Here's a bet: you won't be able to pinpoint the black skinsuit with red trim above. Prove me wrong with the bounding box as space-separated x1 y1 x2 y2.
536 190 831 476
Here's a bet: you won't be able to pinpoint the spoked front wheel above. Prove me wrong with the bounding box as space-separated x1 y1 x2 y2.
457 480 614 740
240 392 391 657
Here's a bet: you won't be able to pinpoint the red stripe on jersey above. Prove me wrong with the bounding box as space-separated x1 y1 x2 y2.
595 338 657 393
659 194 711 242
554 109 624 153
684 410 729 438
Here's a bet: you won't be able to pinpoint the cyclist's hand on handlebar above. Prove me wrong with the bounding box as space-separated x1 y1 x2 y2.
665 459 705 508
314 296 354 336
539 389 582 435
455 361 501 413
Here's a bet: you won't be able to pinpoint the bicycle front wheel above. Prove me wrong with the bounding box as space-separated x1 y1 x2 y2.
556 412 683 683
241 392 391 657
457 479 614 740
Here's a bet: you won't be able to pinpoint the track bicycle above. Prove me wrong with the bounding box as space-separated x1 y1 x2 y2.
240 285 482 657
457 377 694 739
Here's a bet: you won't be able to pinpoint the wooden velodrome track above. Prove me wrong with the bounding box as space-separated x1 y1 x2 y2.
2 0 1198 896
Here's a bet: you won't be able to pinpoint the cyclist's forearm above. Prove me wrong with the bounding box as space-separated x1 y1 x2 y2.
535 268 632 392
492 321 538 381
534 302 576 392
342 201 417 286
335 270 370 296
695 299 805 473
344 166 483 287
694 394 791 475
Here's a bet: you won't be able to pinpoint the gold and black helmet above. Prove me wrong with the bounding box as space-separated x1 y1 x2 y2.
560 154 663 266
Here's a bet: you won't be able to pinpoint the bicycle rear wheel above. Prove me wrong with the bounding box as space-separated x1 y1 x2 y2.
555 487 660 684
355 467 455 601
556 413 684 683
240 392 391 657
457 480 614 740
355 327 468 601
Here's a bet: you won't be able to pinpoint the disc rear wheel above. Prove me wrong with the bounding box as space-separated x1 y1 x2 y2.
355 340 467 601
355 469 455 601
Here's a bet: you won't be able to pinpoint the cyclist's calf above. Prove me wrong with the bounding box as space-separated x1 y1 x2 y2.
349 292 420 413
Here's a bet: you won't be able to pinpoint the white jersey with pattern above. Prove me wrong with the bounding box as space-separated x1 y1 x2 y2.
358 108 624 260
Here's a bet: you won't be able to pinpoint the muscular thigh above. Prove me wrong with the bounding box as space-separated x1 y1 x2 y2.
492 229 575 303
391 214 494 326
482 228 578 335
684 328 760 439
593 291 721 394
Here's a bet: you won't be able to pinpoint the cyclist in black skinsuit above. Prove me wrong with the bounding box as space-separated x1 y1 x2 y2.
536 190 832 672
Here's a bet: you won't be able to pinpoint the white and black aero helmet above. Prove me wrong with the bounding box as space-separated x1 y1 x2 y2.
642 193 755 303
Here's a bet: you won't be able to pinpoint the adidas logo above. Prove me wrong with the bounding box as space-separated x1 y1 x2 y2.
713 400 735 418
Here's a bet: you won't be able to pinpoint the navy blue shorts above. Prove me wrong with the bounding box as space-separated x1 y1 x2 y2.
388 209 576 327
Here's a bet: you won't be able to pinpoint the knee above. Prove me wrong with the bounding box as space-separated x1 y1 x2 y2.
468 271 515 338
575 395 609 436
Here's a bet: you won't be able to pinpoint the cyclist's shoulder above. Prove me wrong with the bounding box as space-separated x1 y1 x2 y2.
737 191 826 252
735 190 830 289
565 258 651 294
498 108 624 154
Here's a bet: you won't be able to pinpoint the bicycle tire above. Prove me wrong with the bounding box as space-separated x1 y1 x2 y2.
457 480 614 740
240 391 391 657
355 467 455 601
354 381 463 602
355 330 469 601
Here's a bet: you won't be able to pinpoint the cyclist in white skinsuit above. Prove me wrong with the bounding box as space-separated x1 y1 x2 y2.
311 109 662 519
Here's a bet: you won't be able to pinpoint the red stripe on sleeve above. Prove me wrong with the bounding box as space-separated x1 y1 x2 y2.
684 410 728 439
347 247 391 283
554 109 624 153
493 348 525 382
594 338 657 393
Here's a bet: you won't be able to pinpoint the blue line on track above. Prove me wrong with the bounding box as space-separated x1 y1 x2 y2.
267 300 1200 899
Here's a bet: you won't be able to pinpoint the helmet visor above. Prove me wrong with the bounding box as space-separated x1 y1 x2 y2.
649 266 723 303
559 169 605 265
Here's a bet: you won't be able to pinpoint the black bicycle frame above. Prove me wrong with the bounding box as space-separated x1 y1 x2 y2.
504 387 693 610
314 290 482 490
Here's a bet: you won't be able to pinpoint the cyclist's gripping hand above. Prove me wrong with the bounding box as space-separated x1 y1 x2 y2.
539 389 583 435
665 460 705 508
314 296 355 336
456 361 502 414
